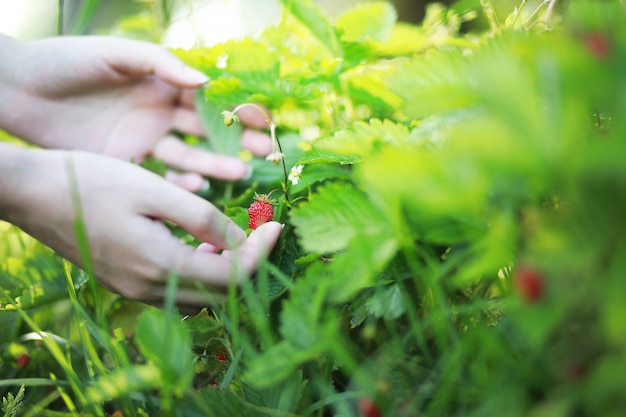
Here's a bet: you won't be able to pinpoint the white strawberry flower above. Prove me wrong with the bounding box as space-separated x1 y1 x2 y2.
288 164 304 185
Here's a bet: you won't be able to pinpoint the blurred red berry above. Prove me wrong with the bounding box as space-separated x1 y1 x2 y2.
514 265 544 302
583 32 610 59
16 353 30 369
216 352 228 362
358 398 381 417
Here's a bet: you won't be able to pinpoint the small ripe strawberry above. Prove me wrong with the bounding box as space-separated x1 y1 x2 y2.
357 398 381 417
248 193 274 229
583 32 610 59
514 265 544 302
16 353 30 369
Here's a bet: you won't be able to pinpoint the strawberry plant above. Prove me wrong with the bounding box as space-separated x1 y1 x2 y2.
3 0 626 416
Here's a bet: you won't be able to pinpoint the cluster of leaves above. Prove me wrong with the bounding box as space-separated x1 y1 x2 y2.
2 0 626 416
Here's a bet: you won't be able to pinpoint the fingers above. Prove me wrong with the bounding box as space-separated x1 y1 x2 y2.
236 104 271 129
220 221 283 273
172 108 205 136
101 38 208 88
241 129 273 156
141 221 282 298
164 171 207 192
173 221 283 288
152 136 250 181
176 89 198 110
144 179 246 250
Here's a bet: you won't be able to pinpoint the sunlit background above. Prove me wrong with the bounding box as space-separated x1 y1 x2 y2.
0 0 443 45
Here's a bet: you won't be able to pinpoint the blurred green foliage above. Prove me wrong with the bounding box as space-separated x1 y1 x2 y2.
3 0 626 416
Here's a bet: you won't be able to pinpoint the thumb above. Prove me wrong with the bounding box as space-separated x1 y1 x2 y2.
101 38 208 87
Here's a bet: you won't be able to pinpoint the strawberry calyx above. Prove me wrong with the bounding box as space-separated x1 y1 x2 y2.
253 192 275 205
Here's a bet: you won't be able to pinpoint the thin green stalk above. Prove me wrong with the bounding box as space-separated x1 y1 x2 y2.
66 154 106 327
4 295 100 416
57 0 64 35
227 103 291 200
240 274 276 348
0 379 68 388
545 0 558 28
302 391 363 416
510 0 528 27
70 0 101 35
23 389 62 417
63 262 104 381
524 0 550 26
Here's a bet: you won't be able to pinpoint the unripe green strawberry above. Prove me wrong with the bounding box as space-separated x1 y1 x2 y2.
221 110 239 126
195 357 211 374
248 193 274 229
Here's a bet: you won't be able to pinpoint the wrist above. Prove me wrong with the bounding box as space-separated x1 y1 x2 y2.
0 34 32 140
0 142 59 226
0 142 33 221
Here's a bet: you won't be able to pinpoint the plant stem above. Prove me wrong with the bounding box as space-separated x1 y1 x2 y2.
545 0 558 28
524 0 549 26
230 103 291 199
273 124 290 195
510 0 527 27
57 0 65 35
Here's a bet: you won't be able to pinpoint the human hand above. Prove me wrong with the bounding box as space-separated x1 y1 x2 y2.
0 34 272 191
0 144 282 310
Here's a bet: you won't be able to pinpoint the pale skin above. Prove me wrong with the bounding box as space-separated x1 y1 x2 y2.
0 34 282 310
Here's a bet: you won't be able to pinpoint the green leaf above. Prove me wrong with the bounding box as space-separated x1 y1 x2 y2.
312 118 411 160
342 61 404 114
86 364 161 404
225 206 251 231
280 0 342 57
245 341 320 389
241 372 307 414
134 308 194 394
355 144 488 244
296 149 362 165
139 156 167 177
386 49 478 119
350 284 406 327
290 182 389 254
1 385 25 417
184 389 247 417
326 234 397 303
278 263 327 349
0 226 86 311
378 23 430 56
196 90 242 156
335 2 397 43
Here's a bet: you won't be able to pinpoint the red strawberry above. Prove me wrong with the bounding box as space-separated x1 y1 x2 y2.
248 193 274 229
583 32 610 59
514 265 544 302
358 398 381 417
16 353 30 369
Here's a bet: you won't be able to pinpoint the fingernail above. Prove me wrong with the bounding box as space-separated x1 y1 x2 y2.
281 223 285 230
225 222 246 249
200 179 210 192
184 66 210 85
